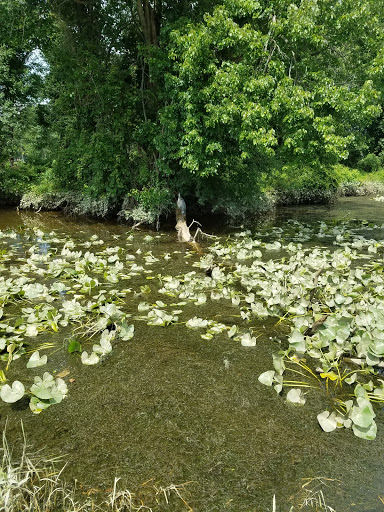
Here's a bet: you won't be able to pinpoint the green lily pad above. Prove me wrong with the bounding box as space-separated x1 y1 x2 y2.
317 411 337 432
81 351 100 365
258 370 275 387
288 330 306 353
286 388 306 406
68 340 82 353
186 317 209 329
0 381 25 403
119 322 135 340
240 333 256 347
352 420 377 440
26 351 47 368
349 398 376 429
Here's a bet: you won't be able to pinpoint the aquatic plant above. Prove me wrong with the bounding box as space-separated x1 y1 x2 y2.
1 218 384 439
0 425 195 511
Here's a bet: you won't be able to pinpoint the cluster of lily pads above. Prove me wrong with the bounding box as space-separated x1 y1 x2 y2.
1 217 384 438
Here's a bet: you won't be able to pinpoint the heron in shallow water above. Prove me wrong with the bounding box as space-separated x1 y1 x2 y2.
177 193 186 216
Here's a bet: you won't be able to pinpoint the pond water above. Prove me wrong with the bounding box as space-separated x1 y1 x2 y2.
1 197 384 512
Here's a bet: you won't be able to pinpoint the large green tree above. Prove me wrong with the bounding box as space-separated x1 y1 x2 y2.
1 0 383 215
0 0 51 163
152 0 382 208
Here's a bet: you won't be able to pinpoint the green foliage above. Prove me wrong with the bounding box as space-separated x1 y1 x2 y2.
0 162 39 200
0 0 52 166
42 0 146 201
331 165 361 185
1 0 384 217
151 0 383 210
357 153 382 173
121 186 172 224
128 187 171 212
68 340 82 354
269 164 339 204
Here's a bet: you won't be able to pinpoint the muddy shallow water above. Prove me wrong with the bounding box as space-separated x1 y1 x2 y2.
1 198 384 511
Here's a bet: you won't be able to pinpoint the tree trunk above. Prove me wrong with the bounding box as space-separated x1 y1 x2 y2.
136 0 161 46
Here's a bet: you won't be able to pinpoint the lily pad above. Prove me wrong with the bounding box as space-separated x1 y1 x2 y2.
119 322 135 340
81 351 100 365
258 370 275 387
26 351 47 368
0 381 25 403
352 420 377 440
317 411 337 432
286 388 306 405
240 333 256 347
186 317 209 329
349 398 376 429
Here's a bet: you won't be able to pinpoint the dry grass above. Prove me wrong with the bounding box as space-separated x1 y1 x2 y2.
298 477 340 512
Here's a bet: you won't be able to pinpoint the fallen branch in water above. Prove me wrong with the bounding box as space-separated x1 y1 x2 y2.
304 314 328 336
309 267 328 302
175 196 216 253
131 220 145 230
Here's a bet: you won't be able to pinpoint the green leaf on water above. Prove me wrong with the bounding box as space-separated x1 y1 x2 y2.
29 396 52 415
186 317 209 329
25 324 39 337
93 330 113 355
352 420 377 440
258 370 275 386
272 353 285 375
26 351 47 368
349 398 376 429
0 381 25 403
227 325 237 338
289 330 306 353
68 340 82 353
119 322 135 340
317 411 337 432
81 351 100 365
286 388 306 406
240 333 256 347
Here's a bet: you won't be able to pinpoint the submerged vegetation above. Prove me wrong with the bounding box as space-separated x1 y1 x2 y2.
0 424 199 512
2 204 384 508
2 213 384 433
1 0 384 219
0 424 340 512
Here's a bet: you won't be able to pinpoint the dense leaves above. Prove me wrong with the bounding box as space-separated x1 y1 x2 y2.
0 0 383 215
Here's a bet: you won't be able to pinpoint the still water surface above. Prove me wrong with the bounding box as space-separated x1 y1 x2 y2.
0 197 384 512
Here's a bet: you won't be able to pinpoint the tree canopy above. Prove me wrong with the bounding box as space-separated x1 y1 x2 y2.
1 0 383 216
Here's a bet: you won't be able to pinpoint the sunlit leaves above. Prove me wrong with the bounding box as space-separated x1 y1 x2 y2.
186 317 209 329
258 370 275 387
3 218 384 438
288 330 306 353
240 332 257 347
349 397 376 429
0 381 25 403
119 322 135 341
29 373 68 414
317 411 338 433
92 330 114 356
81 352 100 365
286 388 306 406
26 351 47 368
68 340 82 353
